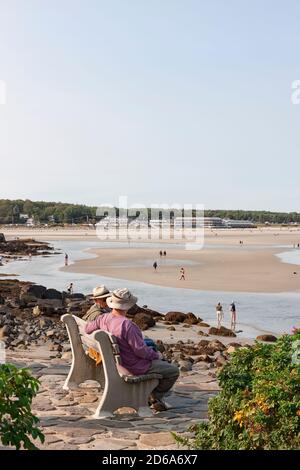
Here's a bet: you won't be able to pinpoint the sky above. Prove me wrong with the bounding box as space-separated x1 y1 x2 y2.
0 0 300 211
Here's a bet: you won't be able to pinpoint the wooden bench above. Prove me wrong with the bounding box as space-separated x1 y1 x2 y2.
61 314 162 418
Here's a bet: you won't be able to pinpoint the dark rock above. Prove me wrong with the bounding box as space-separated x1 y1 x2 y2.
165 311 186 323
198 322 210 327
167 326 176 331
68 293 85 300
208 340 226 353
208 326 236 337
45 289 62 300
183 312 199 325
197 330 209 336
256 334 277 342
25 285 47 299
215 353 227 367
127 304 162 319
156 340 165 353
0 233 6 242
178 360 193 372
194 354 213 363
133 313 155 331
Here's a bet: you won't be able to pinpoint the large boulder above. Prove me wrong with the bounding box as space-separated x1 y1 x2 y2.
256 334 277 342
208 326 236 337
45 288 62 300
68 293 85 300
127 304 162 319
165 311 186 323
25 285 47 299
183 312 199 325
133 313 155 331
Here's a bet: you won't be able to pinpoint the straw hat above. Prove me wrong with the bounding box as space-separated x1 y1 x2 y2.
92 285 111 299
106 288 137 310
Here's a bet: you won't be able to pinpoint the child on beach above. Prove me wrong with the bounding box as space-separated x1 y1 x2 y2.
153 261 158 271
179 267 185 280
216 302 223 328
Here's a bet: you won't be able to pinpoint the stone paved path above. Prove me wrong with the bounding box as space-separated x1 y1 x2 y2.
1 347 219 450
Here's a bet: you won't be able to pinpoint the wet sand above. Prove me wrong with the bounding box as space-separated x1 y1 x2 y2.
3 226 300 293
62 244 300 293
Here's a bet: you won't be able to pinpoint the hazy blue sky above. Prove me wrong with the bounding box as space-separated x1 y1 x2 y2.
1 0 300 211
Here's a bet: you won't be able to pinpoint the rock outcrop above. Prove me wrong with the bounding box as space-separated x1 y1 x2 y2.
208 326 236 337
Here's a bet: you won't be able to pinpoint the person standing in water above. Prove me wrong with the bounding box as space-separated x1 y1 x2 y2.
64 253 69 266
179 267 185 280
216 302 223 329
67 282 74 295
230 301 237 331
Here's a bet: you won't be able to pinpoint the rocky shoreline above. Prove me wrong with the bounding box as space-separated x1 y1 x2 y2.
0 278 280 450
0 279 278 373
0 233 54 265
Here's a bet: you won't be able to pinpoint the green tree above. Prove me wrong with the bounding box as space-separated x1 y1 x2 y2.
0 364 45 450
174 333 300 450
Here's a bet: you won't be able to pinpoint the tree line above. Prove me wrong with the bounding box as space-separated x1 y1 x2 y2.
0 199 299 225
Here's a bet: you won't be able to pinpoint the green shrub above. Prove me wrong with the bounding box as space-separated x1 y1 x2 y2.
174 333 300 450
0 363 45 450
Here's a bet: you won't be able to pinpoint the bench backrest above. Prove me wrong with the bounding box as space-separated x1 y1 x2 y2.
62 314 123 383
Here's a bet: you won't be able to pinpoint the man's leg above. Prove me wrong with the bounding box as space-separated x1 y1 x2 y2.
147 360 179 400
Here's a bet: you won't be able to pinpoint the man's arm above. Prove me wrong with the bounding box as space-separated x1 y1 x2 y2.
125 323 159 361
85 316 101 334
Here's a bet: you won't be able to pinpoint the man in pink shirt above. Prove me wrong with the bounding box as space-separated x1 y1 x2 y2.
85 288 179 411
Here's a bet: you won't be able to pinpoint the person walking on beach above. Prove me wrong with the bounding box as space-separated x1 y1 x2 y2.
67 282 73 295
28 252 32 261
230 301 237 331
83 285 111 321
179 267 185 280
163 250 166 257
153 261 158 271
64 253 69 266
216 302 223 329
85 288 179 412
159 250 162 257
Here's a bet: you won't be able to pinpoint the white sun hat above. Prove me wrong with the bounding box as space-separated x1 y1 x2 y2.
106 288 137 310
92 285 111 299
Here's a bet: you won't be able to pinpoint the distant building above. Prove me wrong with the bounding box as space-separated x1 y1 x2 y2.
149 219 172 229
224 219 257 229
174 217 225 229
96 217 129 228
26 218 35 227
19 213 29 220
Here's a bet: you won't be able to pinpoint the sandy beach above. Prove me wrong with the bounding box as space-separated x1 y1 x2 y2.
2 226 300 293
61 244 300 293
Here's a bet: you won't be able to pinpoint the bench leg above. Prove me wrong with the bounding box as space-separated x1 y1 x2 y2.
63 350 101 390
93 379 159 418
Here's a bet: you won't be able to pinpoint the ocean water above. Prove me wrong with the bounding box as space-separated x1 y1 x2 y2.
0 240 299 339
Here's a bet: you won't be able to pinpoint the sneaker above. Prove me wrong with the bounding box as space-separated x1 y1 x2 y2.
150 398 168 412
